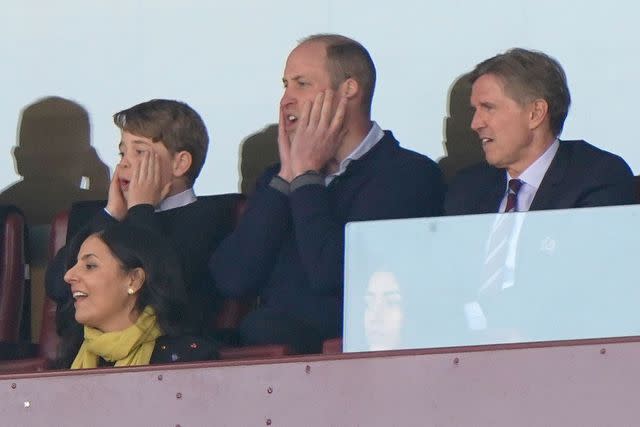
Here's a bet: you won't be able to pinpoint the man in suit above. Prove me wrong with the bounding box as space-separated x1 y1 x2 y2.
444 48 635 344
445 48 634 215
210 34 445 354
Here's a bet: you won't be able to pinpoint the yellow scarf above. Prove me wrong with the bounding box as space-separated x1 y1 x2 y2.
71 306 163 369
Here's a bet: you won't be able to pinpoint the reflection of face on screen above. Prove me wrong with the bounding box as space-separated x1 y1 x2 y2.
364 271 404 351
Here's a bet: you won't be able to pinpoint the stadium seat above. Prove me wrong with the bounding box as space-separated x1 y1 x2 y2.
322 338 343 354
0 194 252 373
0 206 27 343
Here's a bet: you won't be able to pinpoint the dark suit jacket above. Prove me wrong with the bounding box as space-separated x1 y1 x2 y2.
445 140 635 215
445 140 636 343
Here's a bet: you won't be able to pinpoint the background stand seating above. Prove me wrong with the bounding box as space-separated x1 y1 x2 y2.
0 206 28 343
322 338 342 354
0 208 67 373
0 194 292 372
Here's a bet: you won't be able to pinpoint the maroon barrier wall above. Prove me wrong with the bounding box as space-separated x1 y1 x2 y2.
1 337 639 426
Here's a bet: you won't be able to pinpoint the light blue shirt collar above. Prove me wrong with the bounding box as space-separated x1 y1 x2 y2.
325 121 384 185
156 188 197 212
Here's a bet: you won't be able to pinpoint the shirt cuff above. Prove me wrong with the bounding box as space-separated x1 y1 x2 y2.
269 175 291 195
103 207 116 219
290 170 324 192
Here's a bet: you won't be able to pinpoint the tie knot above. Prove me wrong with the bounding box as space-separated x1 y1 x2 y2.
508 179 523 194
504 179 523 213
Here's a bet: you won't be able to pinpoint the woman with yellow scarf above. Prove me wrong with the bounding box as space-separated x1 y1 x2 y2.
60 223 217 368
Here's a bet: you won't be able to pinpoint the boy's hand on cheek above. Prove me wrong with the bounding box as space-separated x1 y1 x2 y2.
127 151 171 209
105 166 127 221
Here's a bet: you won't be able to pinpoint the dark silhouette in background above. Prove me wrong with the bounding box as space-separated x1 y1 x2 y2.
240 79 486 191
0 97 109 342
0 97 109 225
239 124 279 195
439 73 485 183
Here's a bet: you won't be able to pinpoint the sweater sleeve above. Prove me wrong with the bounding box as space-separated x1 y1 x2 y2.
289 156 444 294
209 168 292 297
122 204 163 232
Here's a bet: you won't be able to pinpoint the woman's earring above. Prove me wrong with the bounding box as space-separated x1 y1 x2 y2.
127 288 135 295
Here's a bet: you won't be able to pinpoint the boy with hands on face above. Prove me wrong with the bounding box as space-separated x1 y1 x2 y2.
106 104 198 222
106 149 172 221
47 99 236 334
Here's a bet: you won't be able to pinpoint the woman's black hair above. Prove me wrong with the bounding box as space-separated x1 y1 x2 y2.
55 222 188 367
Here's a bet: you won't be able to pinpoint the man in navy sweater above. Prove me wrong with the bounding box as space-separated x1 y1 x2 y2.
210 34 444 353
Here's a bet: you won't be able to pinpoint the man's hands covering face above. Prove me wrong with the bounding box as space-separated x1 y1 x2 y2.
278 90 347 182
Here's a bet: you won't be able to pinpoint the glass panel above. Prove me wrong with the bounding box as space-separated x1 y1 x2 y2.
343 205 640 352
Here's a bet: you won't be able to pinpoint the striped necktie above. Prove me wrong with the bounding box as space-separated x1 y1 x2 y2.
480 178 525 294
504 179 523 213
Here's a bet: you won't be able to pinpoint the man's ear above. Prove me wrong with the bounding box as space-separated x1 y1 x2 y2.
340 77 359 100
172 151 192 178
128 267 146 295
529 99 549 130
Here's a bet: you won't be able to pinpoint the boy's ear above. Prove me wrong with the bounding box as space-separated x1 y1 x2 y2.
172 151 192 178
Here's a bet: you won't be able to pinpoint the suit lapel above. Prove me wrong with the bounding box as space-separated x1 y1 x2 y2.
530 142 568 211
